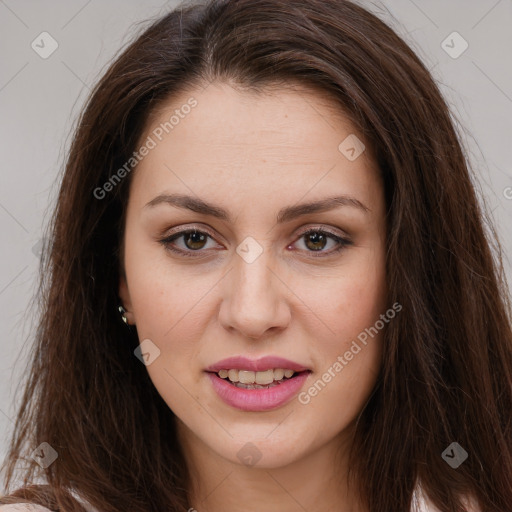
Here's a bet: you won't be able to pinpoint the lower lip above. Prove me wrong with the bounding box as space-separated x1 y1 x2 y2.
206 371 310 412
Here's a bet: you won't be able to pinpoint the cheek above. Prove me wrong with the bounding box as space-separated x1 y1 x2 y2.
293 245 386 408
124 235 216 339
123 239 217 393
294 246 387 348
297 276 386 424
298 341 381 440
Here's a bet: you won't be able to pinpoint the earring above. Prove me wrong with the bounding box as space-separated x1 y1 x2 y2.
118 305 129 324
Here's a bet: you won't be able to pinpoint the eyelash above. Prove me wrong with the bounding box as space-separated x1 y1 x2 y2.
159 226 352 258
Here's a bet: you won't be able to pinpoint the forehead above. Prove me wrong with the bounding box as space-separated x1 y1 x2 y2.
130 81 381 211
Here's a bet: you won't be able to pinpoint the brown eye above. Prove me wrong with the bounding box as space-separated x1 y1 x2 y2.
160 227 351 259
293 228 352 257
182 231 208 250
160 229 218 257
304 231 328 251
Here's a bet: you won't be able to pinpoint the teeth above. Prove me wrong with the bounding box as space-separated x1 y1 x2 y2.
233 382 280 389
255 369 274 385
273 369 285 380
217 368 297 384
238 370 255 384
228 369 239 382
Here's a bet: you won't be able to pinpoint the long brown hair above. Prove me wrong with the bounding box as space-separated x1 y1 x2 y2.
1 1 511 511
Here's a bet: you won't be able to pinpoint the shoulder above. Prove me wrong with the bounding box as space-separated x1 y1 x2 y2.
411 486 441 512
412 484 481 512
0 506 53 511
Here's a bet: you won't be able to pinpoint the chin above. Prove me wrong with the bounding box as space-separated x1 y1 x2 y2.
205 428 315 469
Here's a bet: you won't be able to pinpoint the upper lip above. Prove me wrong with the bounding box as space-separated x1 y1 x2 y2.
205 356 310 373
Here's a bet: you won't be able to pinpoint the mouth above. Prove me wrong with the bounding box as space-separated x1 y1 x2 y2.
205 356 312 411
212 368 309 389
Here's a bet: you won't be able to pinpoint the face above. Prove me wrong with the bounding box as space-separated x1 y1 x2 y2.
119 81 388 470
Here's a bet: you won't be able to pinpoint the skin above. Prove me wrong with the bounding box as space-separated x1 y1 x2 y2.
119 81 388 512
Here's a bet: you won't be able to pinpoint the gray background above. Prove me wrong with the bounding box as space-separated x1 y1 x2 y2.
1 0 511 466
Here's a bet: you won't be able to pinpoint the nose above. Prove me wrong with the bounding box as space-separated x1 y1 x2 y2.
218 250 291 340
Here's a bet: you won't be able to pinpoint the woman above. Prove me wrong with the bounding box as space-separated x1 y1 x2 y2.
1 0 511 511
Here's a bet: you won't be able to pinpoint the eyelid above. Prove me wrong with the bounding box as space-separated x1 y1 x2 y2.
297 224 350 240
162 223 217 240
161 223 349 241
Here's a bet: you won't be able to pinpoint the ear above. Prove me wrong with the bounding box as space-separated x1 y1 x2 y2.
118 273 134 317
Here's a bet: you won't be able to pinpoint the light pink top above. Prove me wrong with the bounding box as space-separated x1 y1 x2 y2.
0 485 480 511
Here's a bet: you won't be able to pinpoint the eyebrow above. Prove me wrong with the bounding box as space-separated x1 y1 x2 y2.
144 193 370 223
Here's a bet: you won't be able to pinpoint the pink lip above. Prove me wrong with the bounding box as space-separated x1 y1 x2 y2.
206 371 310 412
205 355 310 372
